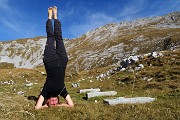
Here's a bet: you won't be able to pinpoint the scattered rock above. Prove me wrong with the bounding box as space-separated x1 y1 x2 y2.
94 51 164 80
120 68 126 71
149 52 163 58
25 83 33 87
17 91 26 95
147 78 153 82
142 77 148 81
72 83 80 88
41 71 46 75
0 80 14 85
135 64 144 71
118 81 125 85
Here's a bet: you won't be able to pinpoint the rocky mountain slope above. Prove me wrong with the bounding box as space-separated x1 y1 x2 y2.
0 12 180 74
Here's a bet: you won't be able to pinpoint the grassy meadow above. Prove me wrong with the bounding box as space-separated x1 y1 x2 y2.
0 50 179 120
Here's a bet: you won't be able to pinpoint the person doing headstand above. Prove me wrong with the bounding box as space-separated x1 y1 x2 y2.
35 6 74 110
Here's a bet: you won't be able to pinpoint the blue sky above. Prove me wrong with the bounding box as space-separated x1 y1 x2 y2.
0 0 179 41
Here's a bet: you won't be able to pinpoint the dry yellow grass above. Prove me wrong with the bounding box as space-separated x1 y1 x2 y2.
0 50 179 119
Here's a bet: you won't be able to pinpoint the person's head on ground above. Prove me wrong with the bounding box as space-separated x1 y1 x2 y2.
46 97 59 107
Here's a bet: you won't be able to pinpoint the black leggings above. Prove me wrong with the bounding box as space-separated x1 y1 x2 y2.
41 19 69 99
43 19 68 68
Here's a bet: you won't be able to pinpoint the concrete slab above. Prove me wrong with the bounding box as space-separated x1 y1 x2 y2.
79 88 101 93
104 97 156 105
86 91 117 99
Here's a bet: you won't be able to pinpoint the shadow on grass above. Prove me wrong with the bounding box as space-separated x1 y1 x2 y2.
26 95 38 101
82 96 88 100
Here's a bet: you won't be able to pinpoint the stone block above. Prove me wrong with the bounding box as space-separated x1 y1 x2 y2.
86 91 117 99
104 97 155 105
79 88 100 93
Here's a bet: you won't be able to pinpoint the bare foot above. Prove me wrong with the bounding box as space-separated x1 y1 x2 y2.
48 7 53 19
53 6 58 19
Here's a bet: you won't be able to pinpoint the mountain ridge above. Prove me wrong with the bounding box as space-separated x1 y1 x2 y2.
0 12 179 73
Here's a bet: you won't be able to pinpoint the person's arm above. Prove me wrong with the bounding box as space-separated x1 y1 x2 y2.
34 95 48 110
57 94 74 107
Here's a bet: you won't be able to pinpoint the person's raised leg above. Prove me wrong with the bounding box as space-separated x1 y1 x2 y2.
43 7 56 63
46 7 54 39
53 6 68 58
